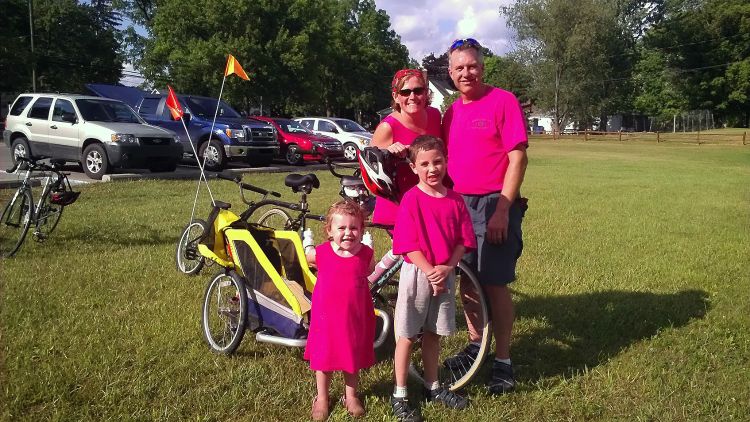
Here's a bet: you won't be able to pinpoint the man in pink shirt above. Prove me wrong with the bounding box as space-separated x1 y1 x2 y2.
442 38 529 395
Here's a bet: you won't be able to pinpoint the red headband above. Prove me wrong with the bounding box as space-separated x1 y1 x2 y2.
391 69 425 93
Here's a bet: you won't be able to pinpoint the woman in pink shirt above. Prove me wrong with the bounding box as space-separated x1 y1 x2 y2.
370 69 442 226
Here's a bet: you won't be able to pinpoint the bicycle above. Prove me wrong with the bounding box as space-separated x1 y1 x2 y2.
252 161 493 392
0 156 80 258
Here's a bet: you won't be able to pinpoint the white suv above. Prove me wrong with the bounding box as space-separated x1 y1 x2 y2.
3 93 183 179
294 117 372 161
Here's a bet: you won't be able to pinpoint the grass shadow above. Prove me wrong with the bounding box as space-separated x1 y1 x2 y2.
512 289 710 382
52 222 177 247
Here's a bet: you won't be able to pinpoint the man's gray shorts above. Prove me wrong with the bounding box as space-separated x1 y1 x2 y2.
394 262 456 339
462 193 526 286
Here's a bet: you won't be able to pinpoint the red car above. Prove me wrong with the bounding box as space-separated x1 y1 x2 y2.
252 116 344 165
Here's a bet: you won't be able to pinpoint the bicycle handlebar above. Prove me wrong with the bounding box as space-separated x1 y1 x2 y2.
6 156 60 174
325 158 359 179
216 172 281 198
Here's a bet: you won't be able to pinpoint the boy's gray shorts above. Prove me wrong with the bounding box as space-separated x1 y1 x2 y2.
462 193 526 286
395 262 456 339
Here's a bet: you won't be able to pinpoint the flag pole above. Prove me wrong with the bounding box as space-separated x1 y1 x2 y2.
188 73 225 223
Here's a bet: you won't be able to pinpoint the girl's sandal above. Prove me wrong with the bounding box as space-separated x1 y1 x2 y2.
341 394 365 418
311 396 329 421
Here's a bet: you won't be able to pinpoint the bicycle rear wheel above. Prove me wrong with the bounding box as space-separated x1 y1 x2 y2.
34 189 63 240
256 207 292 230
202 270 248 354
402 261 491 391
175 219 208 275
0 189 33 258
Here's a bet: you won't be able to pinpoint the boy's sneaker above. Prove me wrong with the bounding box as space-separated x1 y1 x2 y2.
423 385 469 410
390 396 422 422
443 343 480 371
487 361 516 394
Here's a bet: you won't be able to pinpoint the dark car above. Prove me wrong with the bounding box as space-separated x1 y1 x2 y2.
253 116 343 166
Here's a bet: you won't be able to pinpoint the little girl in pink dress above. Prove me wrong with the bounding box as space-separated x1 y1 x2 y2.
304 200 375 420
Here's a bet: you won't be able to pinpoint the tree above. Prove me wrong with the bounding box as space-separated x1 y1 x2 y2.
483 54 533 104
503 0 619 133
0 0 32 93
137 0 408 119
639 0 750 126
1 0 123 94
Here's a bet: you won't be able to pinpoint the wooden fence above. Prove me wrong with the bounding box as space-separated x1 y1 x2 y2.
534 130 748 145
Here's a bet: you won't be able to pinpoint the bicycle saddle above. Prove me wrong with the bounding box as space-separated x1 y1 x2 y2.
285 174 320 193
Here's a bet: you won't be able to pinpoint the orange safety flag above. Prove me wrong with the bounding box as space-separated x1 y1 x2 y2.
224 54 250 80
166 85 183 120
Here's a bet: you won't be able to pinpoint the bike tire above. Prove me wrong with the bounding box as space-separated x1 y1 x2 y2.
400 261 492 391
256 207 293 230
34 188 63 240
202 270 248 354
0 189 33 258
175 219 208 275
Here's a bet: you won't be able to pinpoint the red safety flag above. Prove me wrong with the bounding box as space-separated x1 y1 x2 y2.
166 85 183 120
224 54 250 80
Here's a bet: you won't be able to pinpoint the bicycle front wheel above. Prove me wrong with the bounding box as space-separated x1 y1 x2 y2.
175 219 208 275
0 189 33 258
256 207 292 230
403 261 492 391
34 189 63 240
202 270 248 354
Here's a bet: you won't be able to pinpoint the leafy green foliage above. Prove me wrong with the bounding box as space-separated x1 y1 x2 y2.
0 0 122 94
639 0 750 126
483 55 533 104
504 0 629 131
137 0 408 119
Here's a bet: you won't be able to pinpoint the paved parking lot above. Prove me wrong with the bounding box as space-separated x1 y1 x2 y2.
0 145 337 189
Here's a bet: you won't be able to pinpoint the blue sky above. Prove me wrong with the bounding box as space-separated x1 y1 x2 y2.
374 0 518 61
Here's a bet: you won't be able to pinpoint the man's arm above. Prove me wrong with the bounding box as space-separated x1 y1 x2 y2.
487 146 528 244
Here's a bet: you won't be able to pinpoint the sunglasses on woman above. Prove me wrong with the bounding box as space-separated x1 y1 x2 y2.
398 87 426 97
450 38 480 51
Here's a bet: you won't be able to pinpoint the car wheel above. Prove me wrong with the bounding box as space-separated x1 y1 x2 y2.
343 142 359 161
285 145 303 166
198 139 226 171
82 144 109 180
11 137 32 169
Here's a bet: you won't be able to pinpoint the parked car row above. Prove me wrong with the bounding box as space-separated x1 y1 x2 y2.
3 87 374 180
3 93 183 179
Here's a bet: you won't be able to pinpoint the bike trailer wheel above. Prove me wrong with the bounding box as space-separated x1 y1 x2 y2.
202 270 248 354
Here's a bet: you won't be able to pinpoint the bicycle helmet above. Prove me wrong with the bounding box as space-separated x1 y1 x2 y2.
50 190 80 206
358 147 400 203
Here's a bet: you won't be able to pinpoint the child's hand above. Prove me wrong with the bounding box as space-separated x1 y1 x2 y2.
430 280 447 296
427 265 452 283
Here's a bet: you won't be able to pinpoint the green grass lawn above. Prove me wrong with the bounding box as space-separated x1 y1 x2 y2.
2 140 749 421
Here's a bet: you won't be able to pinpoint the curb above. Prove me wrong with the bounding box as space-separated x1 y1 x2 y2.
1 163 339 189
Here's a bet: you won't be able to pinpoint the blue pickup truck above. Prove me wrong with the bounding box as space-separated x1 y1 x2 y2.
87 84 279 170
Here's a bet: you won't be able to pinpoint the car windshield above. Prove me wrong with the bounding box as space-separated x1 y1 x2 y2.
275 119 310 134
76 99 142 123
332 119 367 132
184 96 241 118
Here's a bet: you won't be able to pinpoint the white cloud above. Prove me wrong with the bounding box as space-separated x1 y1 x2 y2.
375 0 517 62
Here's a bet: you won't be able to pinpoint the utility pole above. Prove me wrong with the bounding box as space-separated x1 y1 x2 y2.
29 0 36 92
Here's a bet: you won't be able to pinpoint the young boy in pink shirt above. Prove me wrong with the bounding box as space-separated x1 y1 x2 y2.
390 135 477 422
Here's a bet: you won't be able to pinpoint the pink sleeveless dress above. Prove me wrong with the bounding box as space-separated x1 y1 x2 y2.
372 106 442 226
304 243 375 373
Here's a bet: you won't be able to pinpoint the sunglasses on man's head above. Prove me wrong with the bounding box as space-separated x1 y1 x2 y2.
398 87 426 97
450 38 480 51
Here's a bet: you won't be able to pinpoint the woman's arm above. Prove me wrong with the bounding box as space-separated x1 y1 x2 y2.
371 121 394 148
